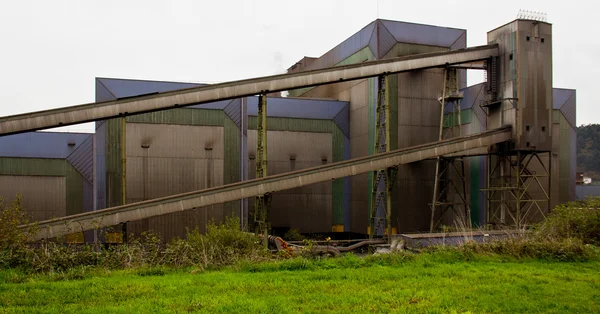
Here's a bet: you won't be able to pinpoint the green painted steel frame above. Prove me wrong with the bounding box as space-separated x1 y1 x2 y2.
370 75 396 239
254 95 270 245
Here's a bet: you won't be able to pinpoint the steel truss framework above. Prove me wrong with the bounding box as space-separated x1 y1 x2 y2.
430 68 471 232
254 95 271 246
482 151 551 228
369 75 398 239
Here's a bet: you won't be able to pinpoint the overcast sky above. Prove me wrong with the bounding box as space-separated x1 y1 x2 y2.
0 0 595 133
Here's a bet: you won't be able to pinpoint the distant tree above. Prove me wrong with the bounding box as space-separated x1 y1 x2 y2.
577 124 600 180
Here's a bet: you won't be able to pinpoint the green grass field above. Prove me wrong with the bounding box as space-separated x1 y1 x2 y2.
1 254 599 313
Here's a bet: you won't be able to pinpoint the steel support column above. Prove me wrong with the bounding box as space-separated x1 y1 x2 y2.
370 75 397 239
121 117 127 242
254 95 270 247
482 151 551 228
430 68 470 232
121 116 126 206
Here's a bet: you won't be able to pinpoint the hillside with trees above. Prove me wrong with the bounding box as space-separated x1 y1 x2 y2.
577 124 600 180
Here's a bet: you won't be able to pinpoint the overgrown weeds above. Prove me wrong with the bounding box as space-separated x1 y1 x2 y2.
3 194 600 276
426 237 597 262
1 208 268 274
424 197 600 262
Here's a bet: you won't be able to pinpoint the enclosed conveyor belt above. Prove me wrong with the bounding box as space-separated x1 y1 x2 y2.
0 44 498 136
25 126 511 240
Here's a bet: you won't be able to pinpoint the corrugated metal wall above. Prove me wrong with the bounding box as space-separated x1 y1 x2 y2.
100 108 239 240
554 111 577 204
246 115 347 233
0 132 93 221
125 123 226 238
96 78 349 239
248 129 332 233
0 175 66 221
488 20 553 151
395 66 445 233
552 88 577 204
0 158 88 219
125 123 225 203
287 19 466 234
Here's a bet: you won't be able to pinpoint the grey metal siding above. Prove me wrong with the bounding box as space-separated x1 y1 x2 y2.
124 123 225 239
247 130 333 233
0 175 66 221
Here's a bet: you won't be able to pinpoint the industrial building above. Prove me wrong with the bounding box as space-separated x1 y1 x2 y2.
95 77 349 239
0 17 578 242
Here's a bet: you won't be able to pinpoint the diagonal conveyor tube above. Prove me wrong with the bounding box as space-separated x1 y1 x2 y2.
0 44 497 136
25 126 511 240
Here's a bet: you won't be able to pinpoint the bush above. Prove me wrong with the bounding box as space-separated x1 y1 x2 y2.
283 228 304 241
26 243 100 273
535 197 600 245
464 238 595 262
421 196 600 262
0 194 38 268
0 195 37 249
4 194 599 274
2 209 268 273
186 216 268 268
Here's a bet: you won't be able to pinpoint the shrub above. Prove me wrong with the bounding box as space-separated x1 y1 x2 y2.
432 237 596 262
535 197 600 245
2 205 269 273
186 216 268 268
0 194 38 268
0 195 37 249
283 228 304 241
27 243 100 272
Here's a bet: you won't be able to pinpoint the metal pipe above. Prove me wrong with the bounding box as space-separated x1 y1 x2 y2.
336 239 386 252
